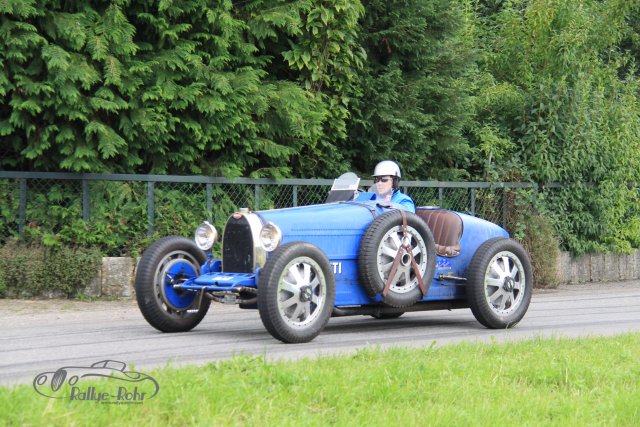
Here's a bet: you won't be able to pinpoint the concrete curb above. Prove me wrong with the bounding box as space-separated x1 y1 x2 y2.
557 251 640 284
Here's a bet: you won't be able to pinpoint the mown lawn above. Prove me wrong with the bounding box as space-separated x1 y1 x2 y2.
2 334 639 426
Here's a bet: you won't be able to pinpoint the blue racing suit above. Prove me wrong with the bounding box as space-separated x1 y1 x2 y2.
390 190 415 213
374 190 415 213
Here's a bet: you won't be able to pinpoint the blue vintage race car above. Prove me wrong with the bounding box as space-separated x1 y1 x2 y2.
135 173 533 343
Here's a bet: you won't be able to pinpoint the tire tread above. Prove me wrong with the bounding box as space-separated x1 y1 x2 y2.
135 236 210 332
466 237 533 329
258 242 335 343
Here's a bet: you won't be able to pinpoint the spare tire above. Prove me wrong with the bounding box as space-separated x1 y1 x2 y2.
358 210 436 307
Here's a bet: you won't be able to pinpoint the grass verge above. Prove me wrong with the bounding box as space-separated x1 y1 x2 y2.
2 334 639 426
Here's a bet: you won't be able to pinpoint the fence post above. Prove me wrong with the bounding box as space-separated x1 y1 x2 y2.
293 185 298 207
254 184 260 210
470 188 476 216
18 178 27 237
502 187 507 228
82 180 90 221
206 183 213 221
438 187 444 206
147 182 155 237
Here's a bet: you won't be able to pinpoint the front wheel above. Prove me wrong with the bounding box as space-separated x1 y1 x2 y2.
135 236 211 332
258 242 336 343
466 238 533 329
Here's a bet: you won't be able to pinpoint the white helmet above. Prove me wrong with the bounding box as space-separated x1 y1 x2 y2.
373 160 401 178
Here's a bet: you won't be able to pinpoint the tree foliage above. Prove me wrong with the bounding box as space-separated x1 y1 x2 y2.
470 0 640 253
346 0 475 180
3 0 640 254
0 0 363 177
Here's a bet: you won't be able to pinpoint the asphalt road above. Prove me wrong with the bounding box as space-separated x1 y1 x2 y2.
2 281 640 386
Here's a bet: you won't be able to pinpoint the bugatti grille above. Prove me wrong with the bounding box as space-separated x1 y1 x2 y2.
222 216 254 273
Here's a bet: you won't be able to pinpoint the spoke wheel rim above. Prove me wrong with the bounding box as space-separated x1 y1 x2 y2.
154 250 200 314
483 250 526 316
375 225 427 294
276 256 326 328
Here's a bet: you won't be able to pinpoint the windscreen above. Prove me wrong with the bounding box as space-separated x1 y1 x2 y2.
330 172 360 191
326 172 360 203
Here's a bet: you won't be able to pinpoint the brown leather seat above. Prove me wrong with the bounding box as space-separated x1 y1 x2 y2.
415 209 463 257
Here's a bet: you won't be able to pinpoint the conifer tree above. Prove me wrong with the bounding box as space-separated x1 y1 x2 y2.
0 0 363 177
346 0 475 180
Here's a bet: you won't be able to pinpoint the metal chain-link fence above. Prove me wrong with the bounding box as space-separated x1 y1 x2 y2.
0 172 534 254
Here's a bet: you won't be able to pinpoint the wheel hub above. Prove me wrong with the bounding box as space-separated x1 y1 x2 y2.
375 225 428 296
503 277 515 292
400 250 411 266
275 256 328 331
158 255 200 311
299 285 313 302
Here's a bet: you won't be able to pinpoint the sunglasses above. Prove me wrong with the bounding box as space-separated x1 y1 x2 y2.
374 177 392 183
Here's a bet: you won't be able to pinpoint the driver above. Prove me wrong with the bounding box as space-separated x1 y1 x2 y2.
372 160 415 213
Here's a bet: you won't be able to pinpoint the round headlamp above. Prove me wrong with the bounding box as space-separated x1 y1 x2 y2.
259 222 282 252
194 221 218 250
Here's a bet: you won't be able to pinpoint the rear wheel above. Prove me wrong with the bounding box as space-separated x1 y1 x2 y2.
466 238 532 329
258 242 335 343
135 236 210 332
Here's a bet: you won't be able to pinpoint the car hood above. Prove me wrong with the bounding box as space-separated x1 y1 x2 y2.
257 201 380 259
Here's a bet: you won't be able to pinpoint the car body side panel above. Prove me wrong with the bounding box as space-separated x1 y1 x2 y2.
257 202 386 306
255 204 509 307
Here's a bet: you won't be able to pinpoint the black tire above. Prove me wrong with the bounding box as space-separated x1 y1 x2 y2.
370 312 404 320
466 237 533 329
258 242 335 343
358 210 436 307
135 236 211 332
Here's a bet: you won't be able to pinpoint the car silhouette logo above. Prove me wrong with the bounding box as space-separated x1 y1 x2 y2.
33 360 159 401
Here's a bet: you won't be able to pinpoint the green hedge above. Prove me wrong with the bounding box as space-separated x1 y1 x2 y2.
0 242 102 297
